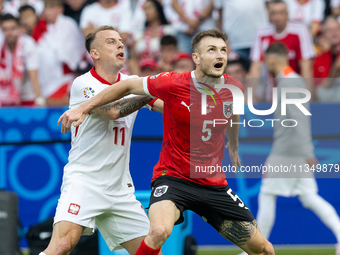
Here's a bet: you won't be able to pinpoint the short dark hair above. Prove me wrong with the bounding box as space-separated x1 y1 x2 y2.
19 4 36 14
227 58 249 72
191 29 228 53
265 42 288 56
160 35 177 47
1 14 19 24
85 25 116 53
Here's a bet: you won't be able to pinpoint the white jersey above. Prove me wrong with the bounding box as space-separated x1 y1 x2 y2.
3 0 44 17
37 14 84 98
80 1 132 33
284 0 325 26
171 0 215 33
64 68 139 196
214 0 268 50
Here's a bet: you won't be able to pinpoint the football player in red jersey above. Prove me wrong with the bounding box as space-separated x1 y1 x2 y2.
59 29 275 255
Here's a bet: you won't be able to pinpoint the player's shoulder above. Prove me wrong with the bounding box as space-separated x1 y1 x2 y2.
222 74 244 90
71 71 95 89
120 72 139 81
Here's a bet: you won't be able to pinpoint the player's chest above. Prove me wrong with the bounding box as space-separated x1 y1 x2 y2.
166 92 233 129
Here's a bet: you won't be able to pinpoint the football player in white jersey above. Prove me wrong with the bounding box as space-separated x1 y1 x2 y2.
39 26 163 255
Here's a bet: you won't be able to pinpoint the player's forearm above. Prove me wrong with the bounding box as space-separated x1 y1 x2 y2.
225 115 240 149
152 99 164 113
80 78 144 113
28 70 42 97
112 95 154 118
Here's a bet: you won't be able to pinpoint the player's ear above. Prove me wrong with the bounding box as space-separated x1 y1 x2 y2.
192 52 200 66
90 49 99 60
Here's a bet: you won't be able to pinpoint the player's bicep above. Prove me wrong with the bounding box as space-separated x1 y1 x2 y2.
125 77 148 96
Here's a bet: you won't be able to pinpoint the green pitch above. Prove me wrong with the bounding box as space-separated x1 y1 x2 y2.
197 246 335 255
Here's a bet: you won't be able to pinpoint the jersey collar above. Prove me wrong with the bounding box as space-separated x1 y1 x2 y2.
90 67 121 85
191 70 224 95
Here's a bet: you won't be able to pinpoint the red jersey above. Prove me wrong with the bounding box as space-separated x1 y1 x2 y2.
143 71 244 186
250 22 315 74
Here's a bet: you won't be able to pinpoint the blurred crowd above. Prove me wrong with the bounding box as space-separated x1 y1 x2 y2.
0 0 339 107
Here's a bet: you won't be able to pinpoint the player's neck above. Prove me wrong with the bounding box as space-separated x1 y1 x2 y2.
275 24 287 34
194 69 221 88
94 65 120 84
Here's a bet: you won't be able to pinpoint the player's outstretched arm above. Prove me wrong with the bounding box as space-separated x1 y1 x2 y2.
92 95 154 121
225 114 241 171
58 77 145 132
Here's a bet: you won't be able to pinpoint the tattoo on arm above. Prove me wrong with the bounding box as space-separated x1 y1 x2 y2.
99 102 116 113
113 96 153 117
218 219 257 246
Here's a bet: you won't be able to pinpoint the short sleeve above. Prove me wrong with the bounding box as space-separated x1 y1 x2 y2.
24 36 39 71
250 29 263 62
117 4 132 33
297 24 315 60
79 5 92 29
142 72 174 103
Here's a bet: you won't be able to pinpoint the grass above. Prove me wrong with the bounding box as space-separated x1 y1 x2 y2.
197 245 336 255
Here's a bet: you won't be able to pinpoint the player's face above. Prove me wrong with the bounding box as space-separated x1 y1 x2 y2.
269 2 288 30
1 20 19 45
195 37 227 78
94 30 125 69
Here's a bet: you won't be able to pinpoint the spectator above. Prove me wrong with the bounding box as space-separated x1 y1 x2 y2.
63 0 95 25
80 0 132 41
283 0 325 37
3 0 44 17
0 14 44 106
214 0 268 61
18 5 38 35
158 34 178 72
129 0 175 75
224 59 248 80
36 0 84 106
171 0 214 53
132 0 178 35
313 16 340 102
172 52 194 73
331 0 340 17
249 0 315 102
139 58 158 76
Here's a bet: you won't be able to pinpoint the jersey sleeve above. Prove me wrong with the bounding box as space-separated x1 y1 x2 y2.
311 0 325 23
250 29 263 62
23 36 39 71
79 5 92 29
142 72 174 103
297 24 315 60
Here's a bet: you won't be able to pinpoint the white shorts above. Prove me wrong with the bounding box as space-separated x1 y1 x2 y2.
54 181 149 251
260 154 318 197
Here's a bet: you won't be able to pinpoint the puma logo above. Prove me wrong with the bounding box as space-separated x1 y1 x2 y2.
181 101 193 112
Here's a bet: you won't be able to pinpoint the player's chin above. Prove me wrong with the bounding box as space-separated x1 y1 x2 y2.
210 68 224 78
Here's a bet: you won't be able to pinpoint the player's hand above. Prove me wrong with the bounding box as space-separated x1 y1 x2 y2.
306 157 318 169
58 107 86 134
225 142 241 173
